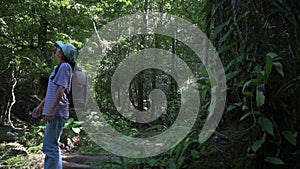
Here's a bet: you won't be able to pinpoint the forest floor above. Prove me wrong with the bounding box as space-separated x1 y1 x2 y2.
0 125 119 169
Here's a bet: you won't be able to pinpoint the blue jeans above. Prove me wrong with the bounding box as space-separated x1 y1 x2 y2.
42 116 67 169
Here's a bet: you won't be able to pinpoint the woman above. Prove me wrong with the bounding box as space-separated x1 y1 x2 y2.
31 41 77 169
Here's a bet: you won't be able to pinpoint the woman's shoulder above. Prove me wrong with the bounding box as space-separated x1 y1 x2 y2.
60 62 72 70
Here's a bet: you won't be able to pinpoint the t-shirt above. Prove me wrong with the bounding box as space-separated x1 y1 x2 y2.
42 62 72 118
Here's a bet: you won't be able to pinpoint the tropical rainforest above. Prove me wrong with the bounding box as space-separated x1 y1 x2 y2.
0 0 299 168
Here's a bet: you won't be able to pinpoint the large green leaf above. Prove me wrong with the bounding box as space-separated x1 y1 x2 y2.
265 52 283 81
256 87 265 106
264 157 285 165
282 131 297 146
242 80 254 96
240 112 253 121
251 140 263 152
257 117 274 136
226 105 236 113
273 62 284 77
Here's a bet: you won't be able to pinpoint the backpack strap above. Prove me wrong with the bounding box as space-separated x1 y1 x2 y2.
50 64 61 81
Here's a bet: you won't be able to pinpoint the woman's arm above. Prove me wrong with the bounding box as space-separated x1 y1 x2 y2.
31 98 45 118
44 85 65 123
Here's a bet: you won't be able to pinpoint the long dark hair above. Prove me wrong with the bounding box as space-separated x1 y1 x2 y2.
50 55 75 81
64 55 76 70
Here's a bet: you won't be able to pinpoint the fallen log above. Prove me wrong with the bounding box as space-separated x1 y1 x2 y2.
62 154 115 163
62 160 98 169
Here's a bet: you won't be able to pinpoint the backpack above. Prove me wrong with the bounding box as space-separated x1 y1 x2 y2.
70 64 88 109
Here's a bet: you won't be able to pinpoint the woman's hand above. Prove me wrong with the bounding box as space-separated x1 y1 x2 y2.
45 107 55 123
31 106 42 118
31 98 45 118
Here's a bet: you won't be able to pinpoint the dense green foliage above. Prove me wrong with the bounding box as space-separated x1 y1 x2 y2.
0 0 299 168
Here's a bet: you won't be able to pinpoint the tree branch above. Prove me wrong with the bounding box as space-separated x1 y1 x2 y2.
5 69 17 129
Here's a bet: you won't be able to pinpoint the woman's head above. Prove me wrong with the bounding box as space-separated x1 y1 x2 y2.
55 41 77 70
55 41 77 62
